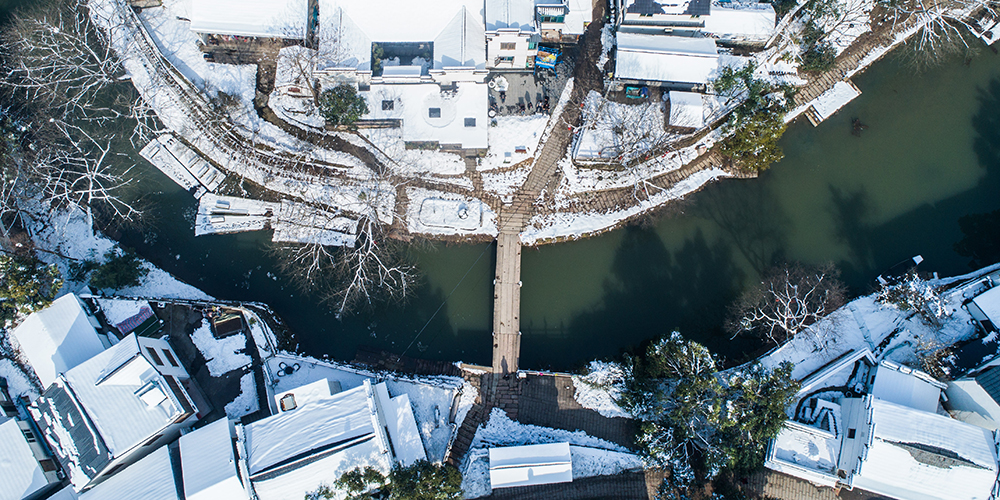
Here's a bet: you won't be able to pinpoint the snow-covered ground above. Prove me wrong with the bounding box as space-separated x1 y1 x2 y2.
482 165 532 198
224 371 259 419
523 167 732 245
0 358 39 401
190 319 252 377
462 408 641 498
96 298 150 327
406 187 498 237
479 115 549 172
265 354 472 463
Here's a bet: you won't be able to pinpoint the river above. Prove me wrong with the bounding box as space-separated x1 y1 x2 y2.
9 0 1000 370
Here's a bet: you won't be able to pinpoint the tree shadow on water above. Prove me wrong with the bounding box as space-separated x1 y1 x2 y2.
534 226 757 368
828 185 878 283
694 181 789 275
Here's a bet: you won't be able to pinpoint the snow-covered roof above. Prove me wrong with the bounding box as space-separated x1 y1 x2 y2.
317 3 372 71
486 0 536 31
250 437 390 500
189 0 309 39
274 378 342 412
11 293 104 388
852 398 998 500
702 5 776 41
62 334 187 457
180 419 246 500
78 446 179 500
614 33 718 84
322 0 484 43
0 418 49 500
374 383 426 466
434 8 488 70
362 82 488 149
243 381 378 475
537 0 592 35
489 442 573 489
973 286 1000 326
668 91 704 128
769 420 840 486
871 361 945 413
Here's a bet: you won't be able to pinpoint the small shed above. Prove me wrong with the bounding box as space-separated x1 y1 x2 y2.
489 442 573 489
614 33 719 86
667 91 705 130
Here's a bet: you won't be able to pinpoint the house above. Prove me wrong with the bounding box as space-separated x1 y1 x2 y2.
188 0 310 41
29 333 202 492
945 349 1000 431
486 0 540 69
966 284 1000 333
315 0 489 150
10 294 108 388
614 0 775 44
179 419 248 500
667 90 705 131
536 0 594 43
613 33 719 89
235 378 425 499
0 417 62 500
765 353 1000 499
77 445 178 500
489 442 573 489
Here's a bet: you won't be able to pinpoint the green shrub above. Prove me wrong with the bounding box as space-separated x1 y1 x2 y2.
90 249 148 291
317 84 369 127
0 253 62 325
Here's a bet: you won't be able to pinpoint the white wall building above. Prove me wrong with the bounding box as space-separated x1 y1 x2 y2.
614 0 775 44
236 378 425 500
765 353 1000 500
10 294 108 388
486 0 540 70
536 0 594 43
30 333 200 492
0 417 62 500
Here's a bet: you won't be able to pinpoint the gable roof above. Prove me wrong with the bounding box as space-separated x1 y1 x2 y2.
614 33 718 84
180 419 246 500
317 3 372 71
78 446 179 500
189 0 309 38
871 361 945 413
323 0 484 43
851 398 998 500
486 0 536 31
11 294 104 388
33 379 113 491
489 442 573 489
435 7 488 70
0 418 49 500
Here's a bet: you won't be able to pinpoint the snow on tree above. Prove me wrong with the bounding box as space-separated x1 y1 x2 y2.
618 332 798 494
876 271 951 324
726 262 847 345
307 460 462 500
0 251 62 327
713 64 793 173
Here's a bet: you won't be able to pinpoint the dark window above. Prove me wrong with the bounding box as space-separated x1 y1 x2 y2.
382 100 394 111
464 117 476 127
500 42 517 50
162 349 178 367
146 347 163 366
21 428 35 443
39 459 58 472
428 108 441 118
500 56 514 62
847 428 856 439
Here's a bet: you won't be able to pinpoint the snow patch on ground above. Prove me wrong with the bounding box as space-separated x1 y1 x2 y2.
482 165 531 198
190 320 251 376
224 371 259 419
362 127 469 177
0 358 39 400
405 187 498 237
462 408 639 498
572 361 630 419
95 298 148 326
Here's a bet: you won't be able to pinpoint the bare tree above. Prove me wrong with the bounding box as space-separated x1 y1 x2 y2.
727 262 848 345
879 0 992 71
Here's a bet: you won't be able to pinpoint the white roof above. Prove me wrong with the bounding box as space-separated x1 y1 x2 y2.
323 0 484 43
486 0 536 31
973 286 1000 325
189 0 308 38
250 437 390 500
63 334 185 456
374 384 426 466
362 82 488 149
871 362 944 413
274 378 341 412
180 419 246 500
615 33 718 84
11 294 104 388
317 3 372 71
489 442 573 489
0 418 49 500
852 399 998 500
668 91 704 128
434 8 488 70
46 487 79 500
243 382 376 475
702 5 776 41
78 446 178 500
770 420 840 476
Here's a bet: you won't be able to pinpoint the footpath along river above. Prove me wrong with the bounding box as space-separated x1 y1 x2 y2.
6 0 996 372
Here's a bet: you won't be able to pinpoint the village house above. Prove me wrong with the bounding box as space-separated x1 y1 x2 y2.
10 294 110 389
29 333 204 492
765 350 1000 500
486 0 540 70
235 378 425 500
536 0 594 43
188 0 311 43
0 381 62 500
612 0 776 44
613 32 720 90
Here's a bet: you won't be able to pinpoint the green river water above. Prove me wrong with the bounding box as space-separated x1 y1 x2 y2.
10 0 1000 370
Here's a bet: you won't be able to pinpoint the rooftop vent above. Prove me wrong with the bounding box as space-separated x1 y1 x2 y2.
279 393 297 412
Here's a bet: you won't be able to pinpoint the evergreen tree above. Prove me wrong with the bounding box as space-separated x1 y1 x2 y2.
308 461 462 500
0 253 61 325
90 249 147 291
317 84 369 127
